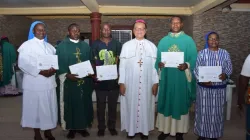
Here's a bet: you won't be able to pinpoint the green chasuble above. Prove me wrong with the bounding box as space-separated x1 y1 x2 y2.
155 31 197 120
56 37 94 130
0 40 17 87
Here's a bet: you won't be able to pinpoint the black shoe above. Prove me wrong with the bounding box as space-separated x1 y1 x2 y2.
34 136 43 140
67 130 76 139
109 129 118 136
44 131 55 140
77 130 90 137
140 133 148 139
158 132 169 140
210 139 218 140
176 133 184 140
97 129 105 137
197 136 206 140
127 134 135 139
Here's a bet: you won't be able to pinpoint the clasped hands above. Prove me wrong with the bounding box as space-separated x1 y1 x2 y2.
199 73 227 86
66 73 94 82
158 62 188 71
39 68 56 77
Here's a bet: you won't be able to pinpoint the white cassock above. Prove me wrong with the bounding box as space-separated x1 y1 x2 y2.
119 38 159 136
18 37 57 130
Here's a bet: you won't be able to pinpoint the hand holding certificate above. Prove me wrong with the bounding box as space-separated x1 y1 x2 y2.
96 65 118 81
69 60 94 78
37 55 59 70
161 52 184 68
199 66 222 82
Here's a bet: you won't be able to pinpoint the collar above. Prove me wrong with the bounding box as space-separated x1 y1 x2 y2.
69 38 79 43
170 31 184 38
135 38 145 43
34 37 44 42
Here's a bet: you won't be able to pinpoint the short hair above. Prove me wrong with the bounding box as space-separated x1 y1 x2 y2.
68 23 80 31
101 22 112 30
170 16 183 23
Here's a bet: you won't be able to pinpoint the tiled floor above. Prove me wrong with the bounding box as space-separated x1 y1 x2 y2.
0 92 245 140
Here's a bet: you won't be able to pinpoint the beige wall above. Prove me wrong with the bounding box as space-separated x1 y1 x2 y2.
0 16 31 47
193 9 250 81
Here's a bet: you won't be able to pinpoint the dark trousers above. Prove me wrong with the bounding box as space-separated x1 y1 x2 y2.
247 105 250 140
96 89 119 130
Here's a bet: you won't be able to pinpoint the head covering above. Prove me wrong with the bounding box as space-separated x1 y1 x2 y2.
1 36 7 40
28 21 48 42
0 36 9 42
135 19 146 24
204 31 217 49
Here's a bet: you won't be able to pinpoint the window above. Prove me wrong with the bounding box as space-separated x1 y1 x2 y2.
111 30 132 44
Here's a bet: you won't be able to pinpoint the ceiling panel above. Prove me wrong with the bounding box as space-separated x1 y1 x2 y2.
0 0 84 8
97 0 204 7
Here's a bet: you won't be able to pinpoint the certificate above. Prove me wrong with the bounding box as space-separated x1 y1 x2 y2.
199 66 222 82
37 55 58 70
161 52 184 68
96 65 118 81
69 60 94 78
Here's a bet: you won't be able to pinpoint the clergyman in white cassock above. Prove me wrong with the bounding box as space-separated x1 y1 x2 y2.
18 21 57 140
119 19 159 138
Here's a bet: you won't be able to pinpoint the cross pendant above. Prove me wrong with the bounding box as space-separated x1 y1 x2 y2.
138 59 143 67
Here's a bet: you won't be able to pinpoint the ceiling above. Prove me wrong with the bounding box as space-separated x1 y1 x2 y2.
0 0 205 8
0 0 247 16
0 0 84 8
96 0 202 7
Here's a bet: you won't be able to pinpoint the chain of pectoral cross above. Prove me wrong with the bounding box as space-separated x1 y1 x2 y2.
74 48 84 86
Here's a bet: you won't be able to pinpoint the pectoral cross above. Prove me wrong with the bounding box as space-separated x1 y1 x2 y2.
73 48 84 86
138 59 143 67
74 48 82 63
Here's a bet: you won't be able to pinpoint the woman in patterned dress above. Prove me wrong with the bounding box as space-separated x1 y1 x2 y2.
193 32 233 140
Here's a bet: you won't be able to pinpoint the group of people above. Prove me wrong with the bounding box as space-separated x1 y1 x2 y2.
16 15 248 140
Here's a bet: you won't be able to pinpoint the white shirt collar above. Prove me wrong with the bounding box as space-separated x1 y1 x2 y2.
34 37 44 42
69 38 79 43
135 38 145 42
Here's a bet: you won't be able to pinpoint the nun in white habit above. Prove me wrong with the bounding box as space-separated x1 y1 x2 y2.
18 21 57 140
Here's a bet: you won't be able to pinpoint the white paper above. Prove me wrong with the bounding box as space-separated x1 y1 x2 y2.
37 55 59 70
161 52 184 68
69 60 94 78
199 66 222 82
96 65 118 81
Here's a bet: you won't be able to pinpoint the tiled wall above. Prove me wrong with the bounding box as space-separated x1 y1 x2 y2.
2 10 249 82
0 16 31 47
35 17 174 46
33 16 194 46
193 9 250 81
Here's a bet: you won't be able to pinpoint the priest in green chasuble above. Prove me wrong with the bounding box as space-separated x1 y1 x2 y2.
155 16 197 140
0 36 19 96
56 23 94 139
